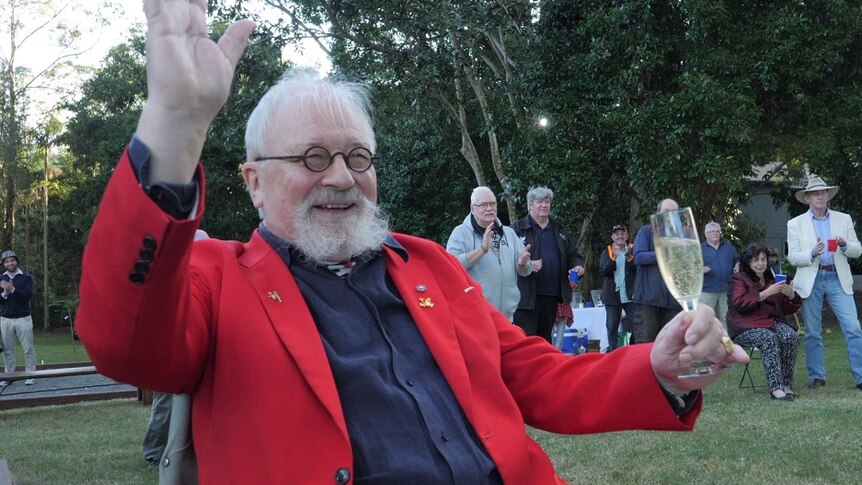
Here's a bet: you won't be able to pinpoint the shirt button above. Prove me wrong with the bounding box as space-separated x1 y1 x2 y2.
334 468 350 484
406 379 415 386
441 432 450 442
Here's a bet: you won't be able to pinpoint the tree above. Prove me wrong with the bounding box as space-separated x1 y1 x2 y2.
0 0 116 250
55 3 290 309
263 0 542 225
527 0 862 249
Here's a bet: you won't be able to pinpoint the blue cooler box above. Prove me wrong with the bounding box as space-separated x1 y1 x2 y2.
553 326 589 354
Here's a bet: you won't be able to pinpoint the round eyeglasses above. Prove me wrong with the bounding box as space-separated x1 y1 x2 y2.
254 146 375 173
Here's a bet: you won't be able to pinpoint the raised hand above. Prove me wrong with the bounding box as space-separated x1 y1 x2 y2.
480 224 494 252
137 0 256 183
518 244 532 267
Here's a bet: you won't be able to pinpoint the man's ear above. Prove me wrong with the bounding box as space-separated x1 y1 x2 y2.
242 162 264 209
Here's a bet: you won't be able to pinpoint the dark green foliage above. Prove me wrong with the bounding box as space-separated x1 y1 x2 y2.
55 6 288 306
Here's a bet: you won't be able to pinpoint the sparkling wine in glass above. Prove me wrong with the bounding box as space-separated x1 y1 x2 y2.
651 207 713 378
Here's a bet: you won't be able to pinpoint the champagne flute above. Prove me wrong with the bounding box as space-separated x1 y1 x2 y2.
651 207 713 378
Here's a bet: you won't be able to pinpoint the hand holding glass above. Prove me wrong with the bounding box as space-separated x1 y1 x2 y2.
651 207 713 378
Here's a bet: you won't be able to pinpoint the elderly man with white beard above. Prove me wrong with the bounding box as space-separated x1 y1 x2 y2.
75 1 749 484
446 187 532 320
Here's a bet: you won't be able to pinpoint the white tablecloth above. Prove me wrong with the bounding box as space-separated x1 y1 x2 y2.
570 306 608 352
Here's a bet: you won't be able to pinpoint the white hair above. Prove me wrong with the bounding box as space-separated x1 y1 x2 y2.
245 69 376 162
704 221 721 232
470 186 496 205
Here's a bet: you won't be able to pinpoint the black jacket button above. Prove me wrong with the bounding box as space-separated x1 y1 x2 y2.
134 260 150 274
334 468 350 484
139 249 155 262
142 235 158 251
129 273 144 284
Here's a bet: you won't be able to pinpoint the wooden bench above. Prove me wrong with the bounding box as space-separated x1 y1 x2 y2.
0 458 14 485
0 362 138 410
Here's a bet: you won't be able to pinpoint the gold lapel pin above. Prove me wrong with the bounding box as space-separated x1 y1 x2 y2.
419 297 435 308
268 291 282 303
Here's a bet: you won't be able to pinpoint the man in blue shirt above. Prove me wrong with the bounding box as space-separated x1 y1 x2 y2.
787 176 862 391
700 222 739 327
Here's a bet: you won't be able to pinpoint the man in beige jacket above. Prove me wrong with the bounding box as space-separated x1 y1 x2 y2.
787 176 862 391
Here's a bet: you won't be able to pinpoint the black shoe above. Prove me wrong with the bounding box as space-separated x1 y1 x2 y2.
771 390 793 401
856 383 862 390
807 378 826 389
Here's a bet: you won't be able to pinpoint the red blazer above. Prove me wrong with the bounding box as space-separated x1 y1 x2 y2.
76 152 700 485
726 272 801 338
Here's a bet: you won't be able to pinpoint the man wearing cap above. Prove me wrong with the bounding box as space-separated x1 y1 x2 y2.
700 222 739 328
599 225 636 351
787 176 862 391
0 250 37 386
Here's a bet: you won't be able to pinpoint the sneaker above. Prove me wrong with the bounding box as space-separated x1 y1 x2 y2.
807 378 826 389
24 379 36 385
0 381 7 387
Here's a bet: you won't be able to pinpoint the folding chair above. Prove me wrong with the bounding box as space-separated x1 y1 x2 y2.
738 346 767 391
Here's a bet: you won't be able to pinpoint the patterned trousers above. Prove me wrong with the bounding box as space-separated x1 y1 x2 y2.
733 322 799 392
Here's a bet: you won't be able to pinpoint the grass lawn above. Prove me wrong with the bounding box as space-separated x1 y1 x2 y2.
2 328 90 366
0 327 860 484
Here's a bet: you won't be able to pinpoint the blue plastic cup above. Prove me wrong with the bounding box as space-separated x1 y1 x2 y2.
775 274 787 284
585 301 594 308
569 270 579 284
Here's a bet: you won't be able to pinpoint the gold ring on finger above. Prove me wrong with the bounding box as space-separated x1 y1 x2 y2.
720 336 733 355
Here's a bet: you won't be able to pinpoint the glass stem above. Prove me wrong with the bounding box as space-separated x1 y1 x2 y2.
679 298 698 312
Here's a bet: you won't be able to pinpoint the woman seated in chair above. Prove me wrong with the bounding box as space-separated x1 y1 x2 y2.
727 242 801 401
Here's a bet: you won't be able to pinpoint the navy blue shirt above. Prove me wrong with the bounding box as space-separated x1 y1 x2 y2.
260 226 502 485
531 216 562 298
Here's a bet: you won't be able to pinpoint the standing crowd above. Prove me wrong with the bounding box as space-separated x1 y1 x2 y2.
448 177 862 401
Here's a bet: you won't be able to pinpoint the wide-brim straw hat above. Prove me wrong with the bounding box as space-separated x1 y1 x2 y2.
794 176 839 204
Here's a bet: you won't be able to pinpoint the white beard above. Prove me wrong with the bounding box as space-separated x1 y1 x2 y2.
289 187 389 263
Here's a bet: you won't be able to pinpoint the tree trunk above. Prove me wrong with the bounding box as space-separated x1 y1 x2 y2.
43 146 49 329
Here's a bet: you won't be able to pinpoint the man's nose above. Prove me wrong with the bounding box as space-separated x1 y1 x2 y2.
320 154 356 189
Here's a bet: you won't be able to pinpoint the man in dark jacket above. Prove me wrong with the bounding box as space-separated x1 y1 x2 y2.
599 225 636 351
512 186 584 343
0 250 37 386
632 199 682 343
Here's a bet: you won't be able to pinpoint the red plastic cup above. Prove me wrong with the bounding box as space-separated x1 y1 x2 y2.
828 239 838 252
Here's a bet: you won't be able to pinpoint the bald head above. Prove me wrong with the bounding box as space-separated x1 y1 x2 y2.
657 199 679 213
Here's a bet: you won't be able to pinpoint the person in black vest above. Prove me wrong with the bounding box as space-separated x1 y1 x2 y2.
0 250 37 386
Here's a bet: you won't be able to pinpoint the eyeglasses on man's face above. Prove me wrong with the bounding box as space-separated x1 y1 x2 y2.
254 145 375 173
472 202 497 210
